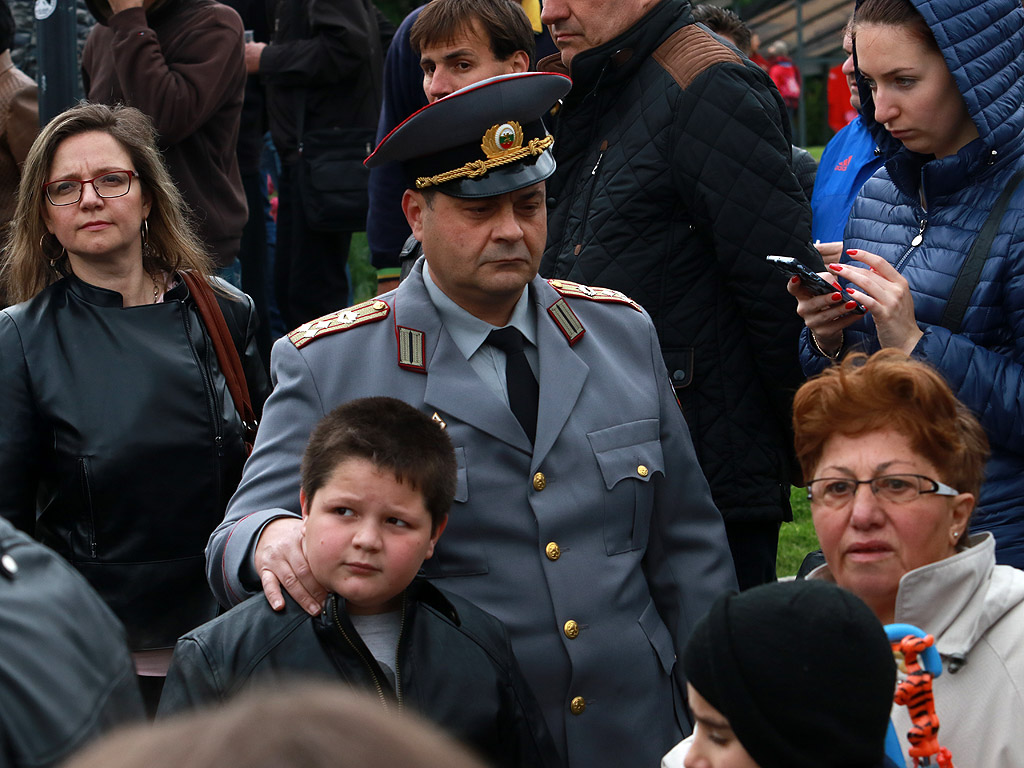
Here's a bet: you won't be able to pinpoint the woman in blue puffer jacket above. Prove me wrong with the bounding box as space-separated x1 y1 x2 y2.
790 0 1024 568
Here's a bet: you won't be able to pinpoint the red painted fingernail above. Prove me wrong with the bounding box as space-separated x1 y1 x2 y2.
846 249 858 255
845 301 857 310
831 283 842 290
829 264 843 271
831 292 842 301
790 276 800 284
846 288 855 294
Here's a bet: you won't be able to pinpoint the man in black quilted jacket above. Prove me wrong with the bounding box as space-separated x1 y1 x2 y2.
539 0 823 589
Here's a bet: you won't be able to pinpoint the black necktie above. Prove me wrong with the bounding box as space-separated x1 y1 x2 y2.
487 327 539 443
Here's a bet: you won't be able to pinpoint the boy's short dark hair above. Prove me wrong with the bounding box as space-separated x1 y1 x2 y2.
410 0 536 63
301 397 457 531
691 4 752 57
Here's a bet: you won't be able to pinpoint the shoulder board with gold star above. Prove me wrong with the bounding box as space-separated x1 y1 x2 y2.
288 299 390 349
547 279 643 312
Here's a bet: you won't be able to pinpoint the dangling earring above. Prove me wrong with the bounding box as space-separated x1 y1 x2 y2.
41 233 66 269
140 219 153 260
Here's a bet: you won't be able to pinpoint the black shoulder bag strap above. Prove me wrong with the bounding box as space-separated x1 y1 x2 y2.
181 271 258 455
938 167 1024 333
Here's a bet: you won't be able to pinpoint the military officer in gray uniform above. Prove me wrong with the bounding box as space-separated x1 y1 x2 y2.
206 72 737 768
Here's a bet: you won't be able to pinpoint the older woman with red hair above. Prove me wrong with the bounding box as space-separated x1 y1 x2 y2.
793 350 1024 765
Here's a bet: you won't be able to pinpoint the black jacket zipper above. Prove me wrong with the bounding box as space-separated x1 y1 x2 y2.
392 597 407 710
181 304 224 500
331 600 399 710
77 457 97 558
573 138 610 267
555 59 612 272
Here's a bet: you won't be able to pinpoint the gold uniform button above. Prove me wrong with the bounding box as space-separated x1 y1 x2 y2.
637 465 649 477
570 696 586 715
533 472 546 491
545 542 561 561
563 620 580 639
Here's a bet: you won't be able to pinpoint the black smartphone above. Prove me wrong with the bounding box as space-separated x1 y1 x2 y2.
767 254 866 314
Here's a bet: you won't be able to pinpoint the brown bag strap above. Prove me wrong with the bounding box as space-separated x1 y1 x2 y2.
180 271 258 447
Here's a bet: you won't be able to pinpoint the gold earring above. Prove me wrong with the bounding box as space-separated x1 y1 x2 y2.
141 219 150 245
41 233 65 268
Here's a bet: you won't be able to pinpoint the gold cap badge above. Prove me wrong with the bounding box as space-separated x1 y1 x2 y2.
482 121 524 158
415 120 554 190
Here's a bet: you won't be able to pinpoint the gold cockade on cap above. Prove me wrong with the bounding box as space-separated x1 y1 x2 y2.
415 120 554 189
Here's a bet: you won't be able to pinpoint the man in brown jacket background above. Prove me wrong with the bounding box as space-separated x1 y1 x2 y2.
0 0 37 225
81 0 247 275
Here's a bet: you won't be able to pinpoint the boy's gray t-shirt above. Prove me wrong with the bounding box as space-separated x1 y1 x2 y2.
349 610 402 689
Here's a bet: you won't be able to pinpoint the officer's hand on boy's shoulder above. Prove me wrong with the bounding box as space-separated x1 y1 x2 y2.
255 517 326 616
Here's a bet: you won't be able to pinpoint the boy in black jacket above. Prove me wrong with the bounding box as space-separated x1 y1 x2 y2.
159 397 557 768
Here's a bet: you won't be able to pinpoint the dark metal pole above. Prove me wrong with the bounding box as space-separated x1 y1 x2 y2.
34 0 81 125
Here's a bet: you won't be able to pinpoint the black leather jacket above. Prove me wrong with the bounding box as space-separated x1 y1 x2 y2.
0 517 143 767
0 273 269 650
159 580 561 768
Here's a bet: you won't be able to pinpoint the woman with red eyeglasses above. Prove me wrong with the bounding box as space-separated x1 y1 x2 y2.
0 102 268 713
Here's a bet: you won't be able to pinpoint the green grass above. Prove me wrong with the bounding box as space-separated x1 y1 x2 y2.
778 486 820 577
348 232 378 304
807 145 825 162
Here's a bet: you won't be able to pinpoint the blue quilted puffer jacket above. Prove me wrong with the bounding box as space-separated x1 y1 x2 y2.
801 0 1024 567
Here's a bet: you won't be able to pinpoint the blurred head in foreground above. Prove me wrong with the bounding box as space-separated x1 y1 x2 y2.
61 682 490 768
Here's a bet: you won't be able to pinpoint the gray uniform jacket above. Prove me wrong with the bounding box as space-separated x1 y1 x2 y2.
206 259 737 768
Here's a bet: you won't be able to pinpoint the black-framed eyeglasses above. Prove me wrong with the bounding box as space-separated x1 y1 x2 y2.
806 474 960 508
43 170 139 206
